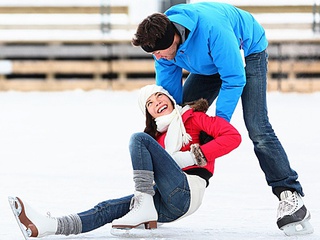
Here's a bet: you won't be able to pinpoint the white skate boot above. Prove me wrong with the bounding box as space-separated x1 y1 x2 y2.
276 191 313 236
8 196 57 239
112 191 158 230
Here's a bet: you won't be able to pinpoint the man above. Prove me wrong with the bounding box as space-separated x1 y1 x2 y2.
132 1 313 236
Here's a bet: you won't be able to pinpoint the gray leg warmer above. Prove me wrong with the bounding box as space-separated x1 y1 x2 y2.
56 214 82 236
133 170 155 196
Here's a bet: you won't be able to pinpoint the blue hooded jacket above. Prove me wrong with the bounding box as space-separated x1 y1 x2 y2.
155 2 268 121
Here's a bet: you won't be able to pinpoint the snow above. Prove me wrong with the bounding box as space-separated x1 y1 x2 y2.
0 89 320 239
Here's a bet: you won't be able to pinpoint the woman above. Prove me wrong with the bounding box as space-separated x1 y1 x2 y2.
9 84 241 238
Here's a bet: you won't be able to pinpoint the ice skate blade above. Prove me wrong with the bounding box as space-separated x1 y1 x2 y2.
8 196 31 240
281 216 314 236
112 220 157 230
110 226 158 238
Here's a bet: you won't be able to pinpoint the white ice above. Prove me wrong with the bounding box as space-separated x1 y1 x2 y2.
0 89 319 239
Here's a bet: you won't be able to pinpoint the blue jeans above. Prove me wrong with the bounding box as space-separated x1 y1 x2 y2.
78 132 190 233
183 50 303 197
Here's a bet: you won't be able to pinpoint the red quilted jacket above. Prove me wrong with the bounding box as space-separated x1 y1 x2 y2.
156 108 241 176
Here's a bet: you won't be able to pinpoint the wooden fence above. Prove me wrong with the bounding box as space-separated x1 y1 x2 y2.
0 3 319 92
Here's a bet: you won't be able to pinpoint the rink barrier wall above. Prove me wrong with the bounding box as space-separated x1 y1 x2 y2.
0 41 320 92
0 3 319 92
0 4 315 32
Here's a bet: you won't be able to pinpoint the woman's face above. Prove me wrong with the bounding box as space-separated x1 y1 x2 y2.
146 92 174 118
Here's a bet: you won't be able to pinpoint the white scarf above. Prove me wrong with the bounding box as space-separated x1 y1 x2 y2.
155 105 192 155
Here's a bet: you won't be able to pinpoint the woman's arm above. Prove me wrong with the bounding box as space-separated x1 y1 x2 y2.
192 112 242 161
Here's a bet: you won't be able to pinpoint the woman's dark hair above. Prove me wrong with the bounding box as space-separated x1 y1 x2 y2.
143 109 158 139
143 97 175 139
183 98 209 112
143 98 209 139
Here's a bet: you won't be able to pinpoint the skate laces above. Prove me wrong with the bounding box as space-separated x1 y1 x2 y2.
129 194 142 211
277 192 299 218
46 212 56 220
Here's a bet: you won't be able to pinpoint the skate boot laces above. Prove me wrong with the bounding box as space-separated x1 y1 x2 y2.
129 194 142 212
277 191 301 219
276 191 313 236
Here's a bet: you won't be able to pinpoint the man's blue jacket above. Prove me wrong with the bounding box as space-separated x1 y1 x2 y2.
155 2 268 121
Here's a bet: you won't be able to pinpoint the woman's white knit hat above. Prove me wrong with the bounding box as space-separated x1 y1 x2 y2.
138 84 176 115
138 84 192 153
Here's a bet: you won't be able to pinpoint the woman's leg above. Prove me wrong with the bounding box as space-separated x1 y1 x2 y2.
128 132 190 222
12 132 192 237
9 194 135 237
77 195 132 233
64 132 191 233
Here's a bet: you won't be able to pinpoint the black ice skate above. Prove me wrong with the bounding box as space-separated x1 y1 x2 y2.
276 191 313 236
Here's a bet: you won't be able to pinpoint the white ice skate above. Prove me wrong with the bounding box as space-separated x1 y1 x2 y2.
8 196 57 239
111 191 158 230
276 191 313 236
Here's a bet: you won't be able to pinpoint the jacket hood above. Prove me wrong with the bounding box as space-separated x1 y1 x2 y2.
165 4 198 40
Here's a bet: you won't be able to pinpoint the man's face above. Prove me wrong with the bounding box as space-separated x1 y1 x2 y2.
152 34 179 61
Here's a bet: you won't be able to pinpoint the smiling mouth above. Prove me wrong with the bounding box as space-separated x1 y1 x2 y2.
158 105 168 113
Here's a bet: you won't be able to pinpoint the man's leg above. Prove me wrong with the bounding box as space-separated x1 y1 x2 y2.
242 50 302 195
183 73 221 105
242 50 313 235
183 73 222 143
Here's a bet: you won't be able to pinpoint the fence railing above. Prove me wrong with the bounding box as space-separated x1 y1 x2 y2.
0 3 319 92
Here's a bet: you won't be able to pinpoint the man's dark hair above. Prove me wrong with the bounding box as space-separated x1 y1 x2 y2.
132 13 171 49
